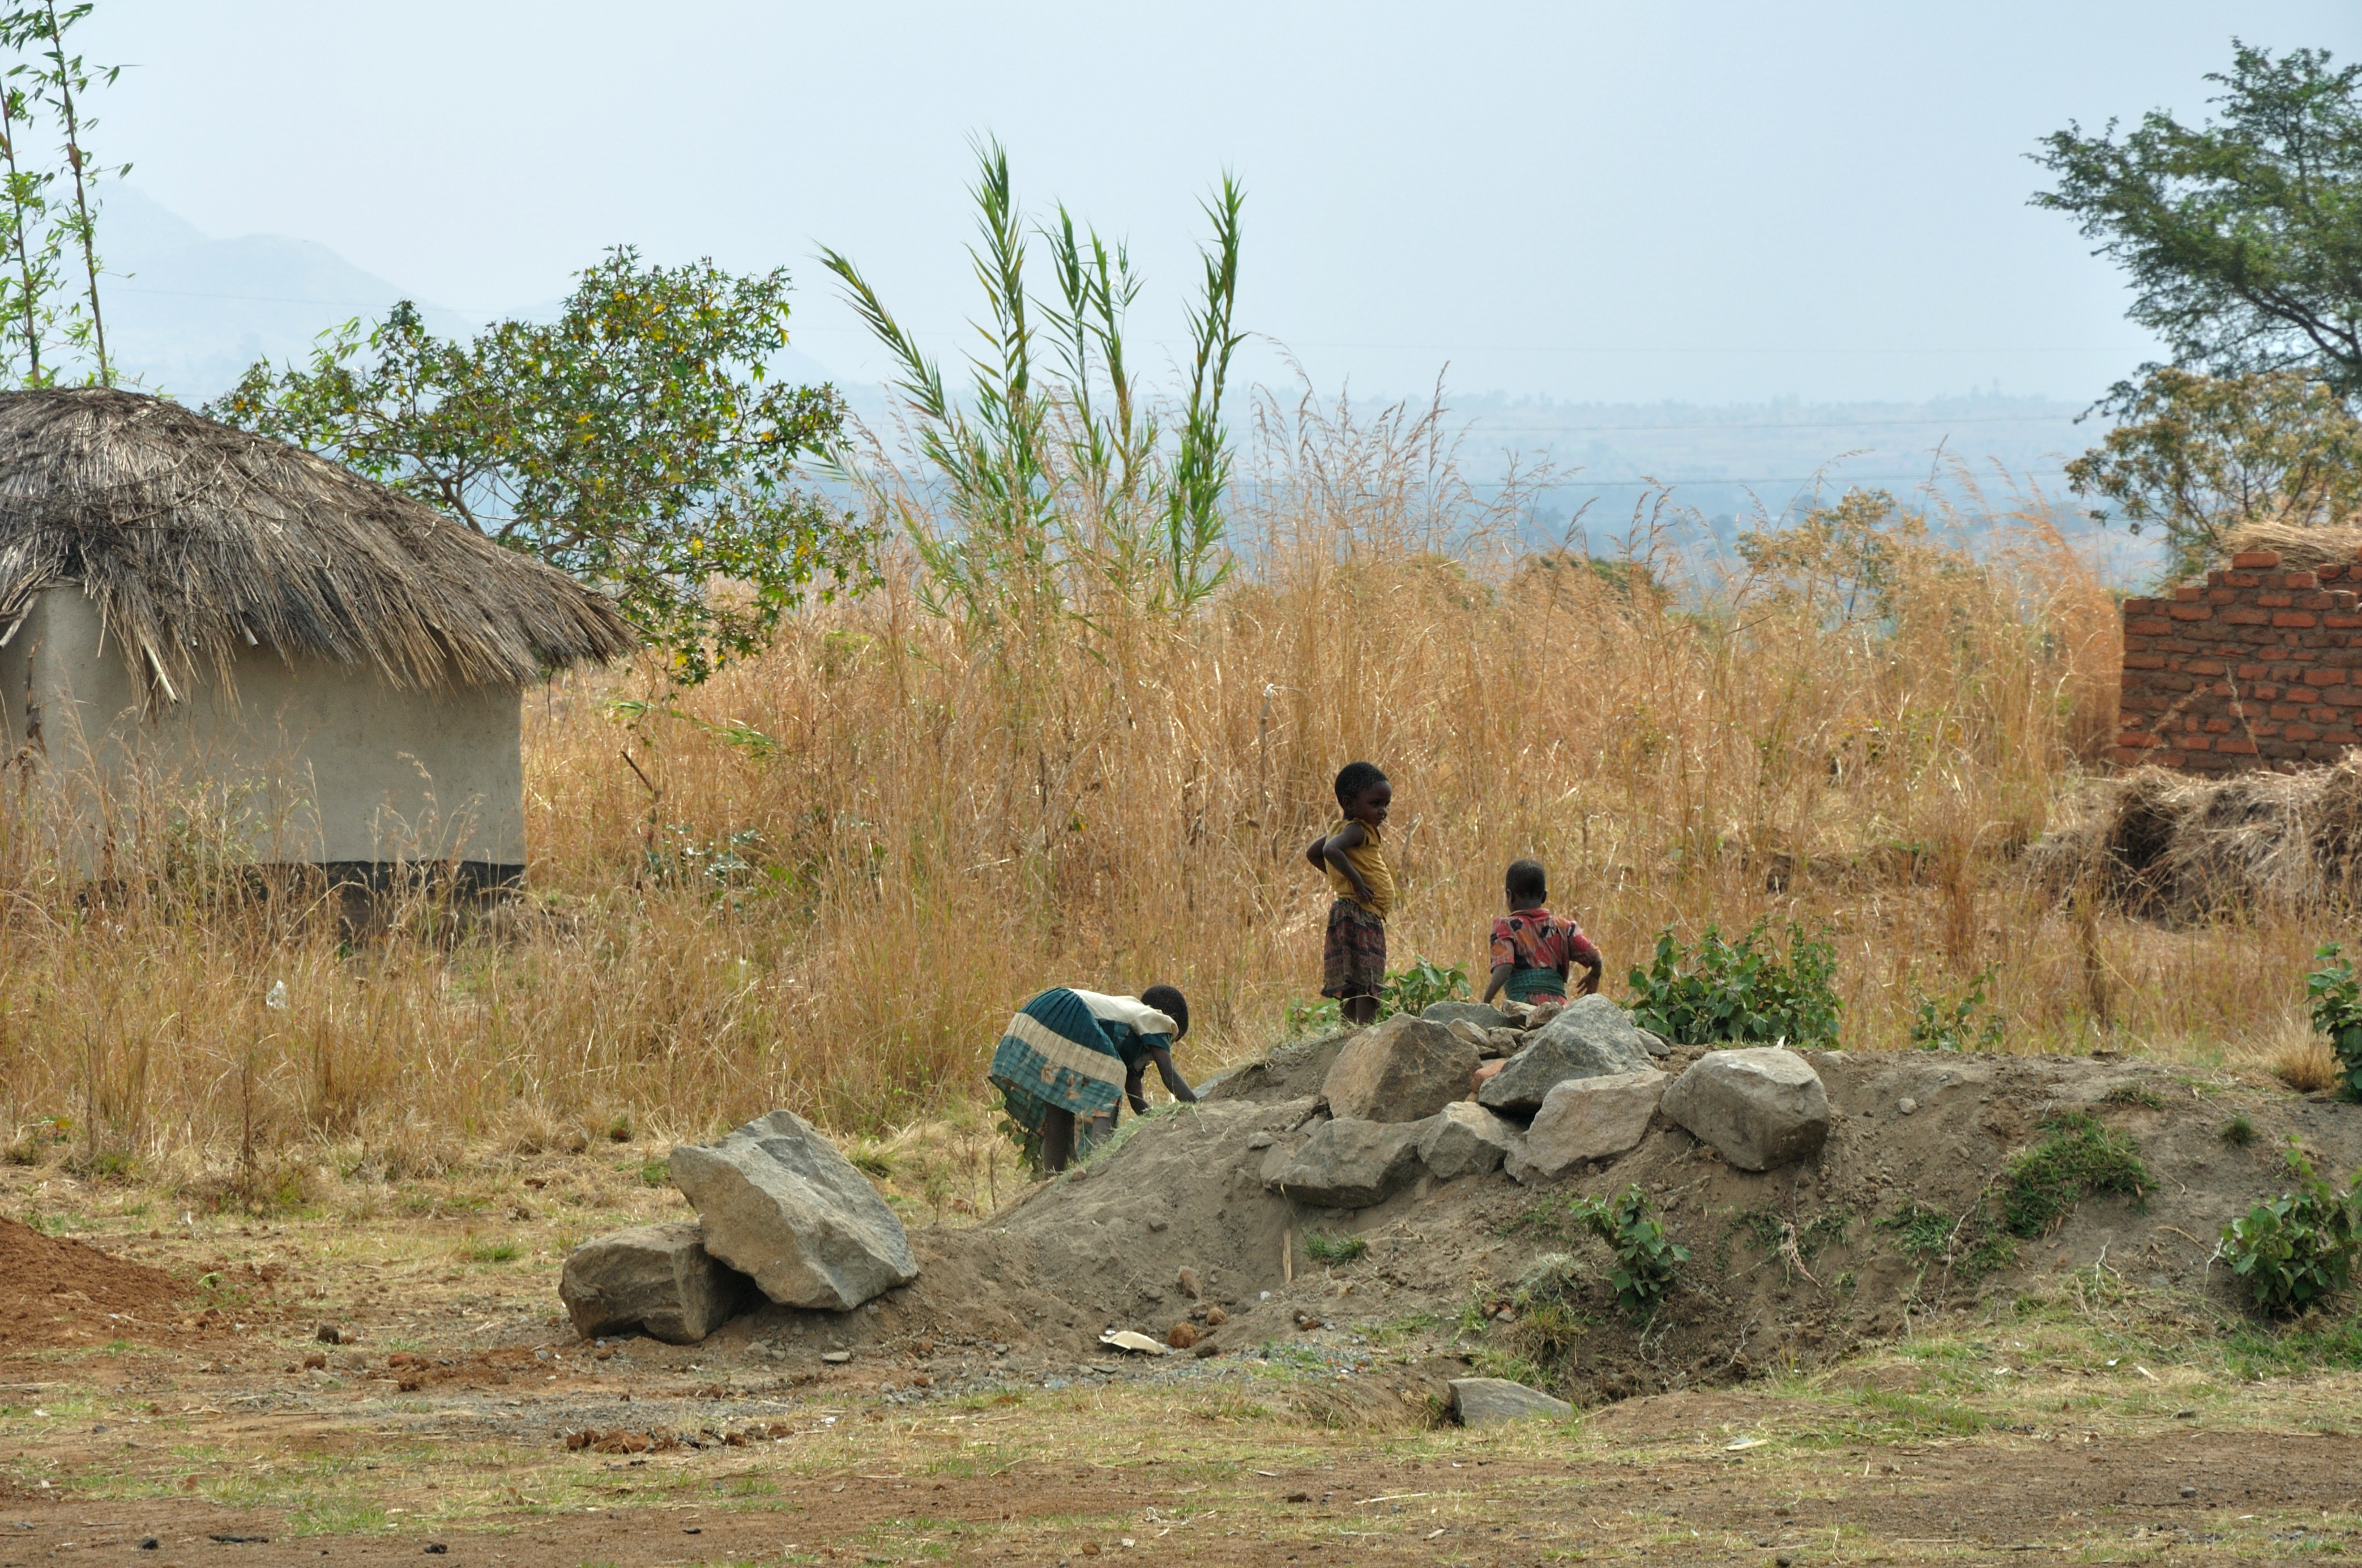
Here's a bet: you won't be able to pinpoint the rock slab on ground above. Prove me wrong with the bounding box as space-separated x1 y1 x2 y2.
1450 1377 1574 1426
1421 1001 1510 1031
1323 1015 1477 1123
669 1109 920 1310
1268 1117 1428 1207
1417 1101 1523 1180
558 1222 751 1344
1477 996 1659 1114
1508 1069 1667 1182
1660 1047 1831 1171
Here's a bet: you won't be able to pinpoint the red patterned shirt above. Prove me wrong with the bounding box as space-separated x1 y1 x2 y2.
1488 907 1601 998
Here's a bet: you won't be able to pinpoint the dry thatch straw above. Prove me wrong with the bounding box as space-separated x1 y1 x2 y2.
2028 757 2362 919
2220 516 2362 575
0 387 634 695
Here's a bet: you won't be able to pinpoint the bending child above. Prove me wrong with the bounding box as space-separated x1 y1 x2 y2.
1306 761 1394 1026
1480 857 1602 1006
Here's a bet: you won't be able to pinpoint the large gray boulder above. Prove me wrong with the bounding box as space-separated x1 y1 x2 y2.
1322 1014 1477 1123
1417 1101 1523 1180
1421 1001 1510 1032
1660 1047 1831 1171
1477 996 1658 1114
559 1222 752 1344
1507 1069 1666 1182
1450 1377 1574 1426
1268 1117 1427 1207
669 1109 920 1310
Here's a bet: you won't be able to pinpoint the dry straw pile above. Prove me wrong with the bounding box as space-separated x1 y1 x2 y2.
0 393 2332 1192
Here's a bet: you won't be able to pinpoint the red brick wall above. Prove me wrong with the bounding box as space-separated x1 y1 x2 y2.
2116 547 2362 772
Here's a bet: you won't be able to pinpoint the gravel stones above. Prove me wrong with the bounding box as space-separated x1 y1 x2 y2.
1477 996 1658 1114
559 1222 753 1344
1322 1014 1477 1123
669 1109 920 1310
1450 1375 1574 1425
1416 1101 1523 1180
1506 1069 1667 1182
1420 1001 1510 1031
1267 1117 1428 1207
1660 1047 1831 1171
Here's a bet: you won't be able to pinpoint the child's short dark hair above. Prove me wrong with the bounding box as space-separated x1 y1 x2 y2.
1333 761 1387 808
1141 984 1189 1039
1506 858 1548 905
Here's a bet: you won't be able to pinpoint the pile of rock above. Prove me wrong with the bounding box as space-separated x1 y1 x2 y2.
560 1109 919 1345
1263 997 1832 1208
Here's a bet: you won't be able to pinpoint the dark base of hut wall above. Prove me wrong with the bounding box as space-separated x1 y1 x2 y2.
2117 548 2362 775
316 862 523 935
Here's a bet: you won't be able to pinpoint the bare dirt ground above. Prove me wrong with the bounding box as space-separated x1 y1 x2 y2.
2 1044 2362 1565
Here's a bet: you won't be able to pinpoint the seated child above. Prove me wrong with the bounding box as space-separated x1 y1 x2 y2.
1480 858 1602 1007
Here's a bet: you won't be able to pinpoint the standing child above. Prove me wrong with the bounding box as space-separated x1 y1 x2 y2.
1306 762 1394 1026
1480 857 1603 1006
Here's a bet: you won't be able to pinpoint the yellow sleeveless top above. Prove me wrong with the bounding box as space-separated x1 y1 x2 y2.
1323 819 1394 918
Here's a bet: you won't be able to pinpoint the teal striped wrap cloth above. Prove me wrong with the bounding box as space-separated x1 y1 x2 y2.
988 988 1176 1138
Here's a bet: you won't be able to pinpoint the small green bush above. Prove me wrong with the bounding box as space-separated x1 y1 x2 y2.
1998 1111 2153 1238
2222 1142 2362 1317
1626 919 1840 1047
1572 1185 1690 1319
1908 965 2005 1053
1302 1231 1366 1264
2307 942 2362 1099
1379 956 1468 1019
2222 1114 2258 1147
1505 1253 1590 1366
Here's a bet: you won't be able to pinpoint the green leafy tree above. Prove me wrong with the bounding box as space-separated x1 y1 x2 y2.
821 137 1244 628
0 0 120 386
210 248 870 682
2307 941 2362 1100
2065 366 2362 579
2032 44 2362 396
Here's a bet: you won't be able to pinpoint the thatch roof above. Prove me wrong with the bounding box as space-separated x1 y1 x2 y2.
2221 517 2362 575
0 387 635 696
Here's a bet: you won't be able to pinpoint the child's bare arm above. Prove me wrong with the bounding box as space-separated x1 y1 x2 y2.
1577 954 1603 996
1148 1045 1197 1104
1125 1063 1150 1116
1480 962 1515 1003
1318 822 1376 903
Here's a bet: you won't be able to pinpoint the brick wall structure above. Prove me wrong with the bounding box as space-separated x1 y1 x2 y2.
2116 546 2362 773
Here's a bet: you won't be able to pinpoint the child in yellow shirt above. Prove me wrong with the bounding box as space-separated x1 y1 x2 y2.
1305 761 1394 1026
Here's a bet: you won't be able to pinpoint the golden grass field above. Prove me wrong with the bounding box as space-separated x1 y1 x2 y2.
0 407 2345 1191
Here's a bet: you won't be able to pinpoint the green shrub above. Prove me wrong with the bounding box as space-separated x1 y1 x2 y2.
1908 965 2005 1053
1626 919 1840 1047
2222 1142 2362 1317
1379 956 1468 1019
2307 943 2362 1099
1572 1186 1690 1319
1505 1253 1589 1367
1998 1111 2153 1238
2222 1114 2258 1147
1284 996 1341 1036
1302 1231 1366 1264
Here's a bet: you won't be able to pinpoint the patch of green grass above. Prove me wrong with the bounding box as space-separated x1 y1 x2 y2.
637 1156 669 1187
1843 1388 1992 1439
1302 1231 1365 1264
1998 1111 2152 1238
291 1494 387 1535
2222 1113 2258 1147
2102 1082 2166 1110
1362 1311 1440 1347
465 1240 522 1263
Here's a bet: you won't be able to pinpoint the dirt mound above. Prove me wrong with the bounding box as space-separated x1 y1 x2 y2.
0 1217 186 1347
862 1043 2362 1408
2028 759 2362 917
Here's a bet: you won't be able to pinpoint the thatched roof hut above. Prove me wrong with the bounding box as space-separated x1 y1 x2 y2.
0 387 633 697
0 388 637 879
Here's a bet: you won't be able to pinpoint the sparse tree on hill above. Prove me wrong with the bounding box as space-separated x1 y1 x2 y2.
210 249 873 683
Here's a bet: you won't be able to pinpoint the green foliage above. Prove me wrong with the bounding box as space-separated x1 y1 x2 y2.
820 138 1244 628
2064 368 2362 579
1504 1253 1590 1368
1998 1111 2154 1238
637 1156 669 1189
1877 1200 2015 1281
1283 996 1340 1037
2221 1142 2362 1317
1378 955 1468 1020
2223 1113 2258 1147
2308 942 2362 1100
0 2 121 387
464 1240 520 1264
1302 1232 1366 1265
208 249 868 683
2033 44 2362 398
1908 964 2006 1053
1571 1185 1689 1319
1737 488 1928 627
1626 918 1840 1047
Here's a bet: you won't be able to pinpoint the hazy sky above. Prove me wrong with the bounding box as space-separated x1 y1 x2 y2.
82 1 2359 405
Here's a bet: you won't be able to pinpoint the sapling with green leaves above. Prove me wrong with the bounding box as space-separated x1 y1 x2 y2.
2220 1140 2362 1317
2307 942 2362 1100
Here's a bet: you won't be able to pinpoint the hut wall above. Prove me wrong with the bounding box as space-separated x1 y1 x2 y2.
0 586 524 873
2116 546 2362 775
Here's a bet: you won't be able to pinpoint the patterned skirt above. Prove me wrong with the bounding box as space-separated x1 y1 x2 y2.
987 988 1127 1138
1321 899 1388 1000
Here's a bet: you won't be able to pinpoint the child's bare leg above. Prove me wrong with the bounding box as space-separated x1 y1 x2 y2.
1041 1108 1076 1173
1343 995 1379 1026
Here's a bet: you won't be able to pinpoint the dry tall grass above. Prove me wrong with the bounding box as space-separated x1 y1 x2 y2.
0 400 2344 1188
